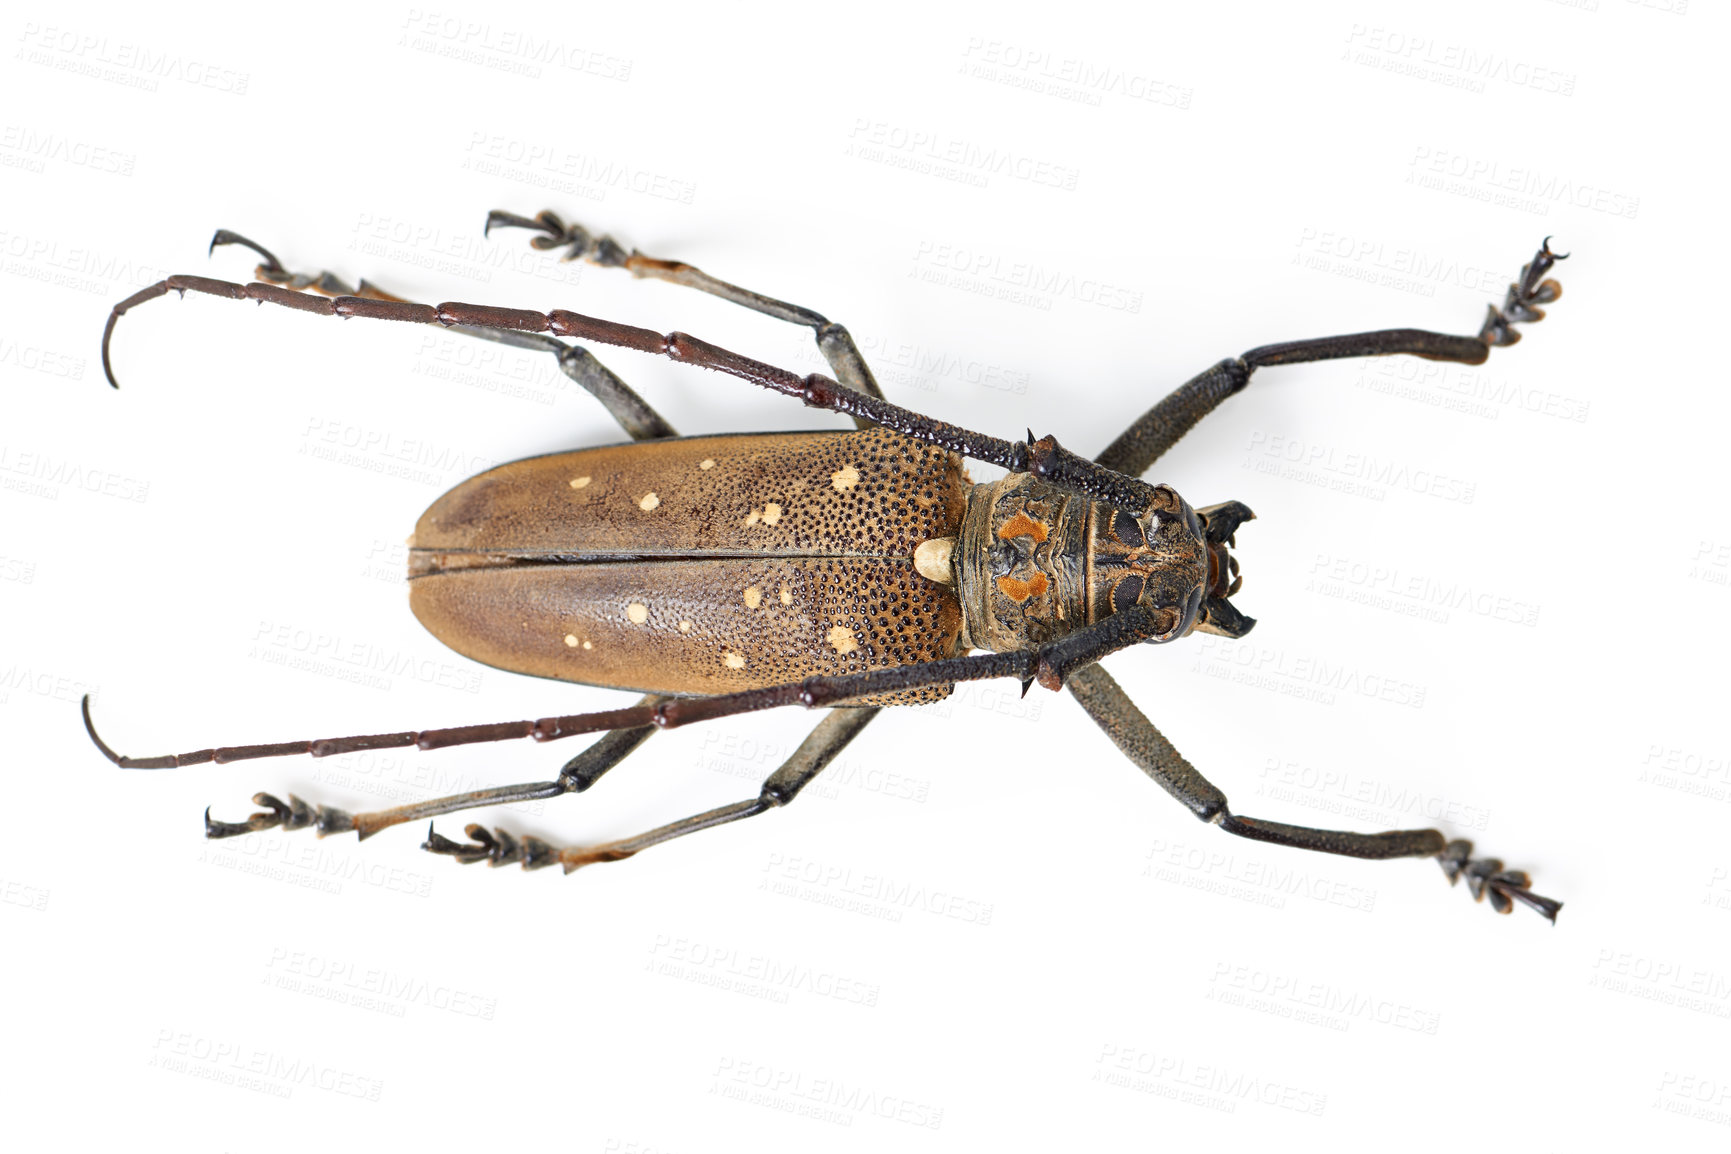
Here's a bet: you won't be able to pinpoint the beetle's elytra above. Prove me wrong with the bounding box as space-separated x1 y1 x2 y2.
410 428 971 703
87 209 1567 919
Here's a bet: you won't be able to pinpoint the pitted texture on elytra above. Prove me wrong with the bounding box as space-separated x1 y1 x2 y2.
409 557 961 700
410 429 968 561
408 430 971 701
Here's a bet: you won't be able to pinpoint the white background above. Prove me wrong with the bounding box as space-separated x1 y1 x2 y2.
3 1 1726 1148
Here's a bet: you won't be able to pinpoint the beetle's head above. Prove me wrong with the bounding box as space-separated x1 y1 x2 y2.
1092 487 1256 641
959 474 1255 655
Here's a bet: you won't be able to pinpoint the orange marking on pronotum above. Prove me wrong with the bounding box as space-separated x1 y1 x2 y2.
997 512 1048 542
995 572 1050 603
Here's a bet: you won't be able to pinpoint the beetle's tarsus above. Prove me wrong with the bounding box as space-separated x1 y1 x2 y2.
208 229 286 275
421 822 474 859
475 824 516 865
1438 839 1561 923
484 208 631 268
419 820 630 873
203 805 249 838
422 822 560 870
204 792 353 841
316 805 356 837
1478 240 1568 349
206 792 289 838
520 836 558 869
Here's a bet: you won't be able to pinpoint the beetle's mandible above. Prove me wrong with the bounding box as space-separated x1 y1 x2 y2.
86 210 1568 921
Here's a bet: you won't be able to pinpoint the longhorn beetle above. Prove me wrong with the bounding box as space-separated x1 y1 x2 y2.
86 210 1567 921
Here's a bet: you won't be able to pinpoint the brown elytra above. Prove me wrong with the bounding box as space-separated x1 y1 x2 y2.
408 428 970 703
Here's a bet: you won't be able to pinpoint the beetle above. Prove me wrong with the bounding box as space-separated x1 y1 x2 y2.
86 209 1567 920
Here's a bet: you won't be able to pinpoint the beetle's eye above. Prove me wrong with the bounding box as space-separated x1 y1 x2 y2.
1112 511 1145 548
1112 575 1145 615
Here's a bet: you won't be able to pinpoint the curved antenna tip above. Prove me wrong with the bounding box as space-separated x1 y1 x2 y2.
101 317 122 389
81 695 123 765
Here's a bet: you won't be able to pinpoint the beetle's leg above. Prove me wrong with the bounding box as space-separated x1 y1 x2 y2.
102 274 1165 514
214 230 678 441
84 606 1171 772
1067 664 1561 921
485 209 887 428
121 230 677 440
1097 239 1568 475
426 707 878 872
199 699 661 842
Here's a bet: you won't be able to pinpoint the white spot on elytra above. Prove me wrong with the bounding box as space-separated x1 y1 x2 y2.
639 492 660 511
569 476 591 489
914 537 956 585
583 640 593 650
744 586 762 609
779 584 792 605
831 464 860 491
564 634 579 648
699 458 715 470
743 503 782 528
724 652 746 670
626 602 649 624
678 619 693 633
827 626 858 655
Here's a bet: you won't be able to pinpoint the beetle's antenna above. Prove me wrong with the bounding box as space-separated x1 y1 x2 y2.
79 611 1174 772
81 696 129 767
95 263 1172 514
101 230 410 389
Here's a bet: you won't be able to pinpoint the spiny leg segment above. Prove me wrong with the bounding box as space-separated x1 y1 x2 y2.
1067 664 1562 921
1097 239 1567 476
